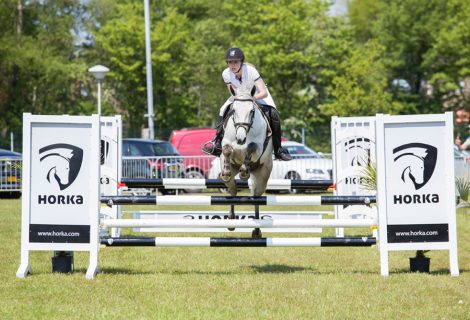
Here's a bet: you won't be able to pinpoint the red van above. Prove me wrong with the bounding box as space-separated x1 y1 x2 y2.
170 128 217 178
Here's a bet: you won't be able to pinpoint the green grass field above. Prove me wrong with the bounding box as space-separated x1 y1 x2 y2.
0 198 469 319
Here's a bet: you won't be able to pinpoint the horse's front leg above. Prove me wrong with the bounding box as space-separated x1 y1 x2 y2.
239 142 259 180
221 145 233 182
226 166 238 231
251 204 262 238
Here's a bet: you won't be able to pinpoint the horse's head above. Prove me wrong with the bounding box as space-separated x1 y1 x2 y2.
406 156 425 184
51 157 71 185
232 91 255 145
40 148 74 190
394 148 427 188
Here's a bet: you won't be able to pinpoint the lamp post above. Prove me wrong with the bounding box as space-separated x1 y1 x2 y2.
88 65 109 115
144 0 155 139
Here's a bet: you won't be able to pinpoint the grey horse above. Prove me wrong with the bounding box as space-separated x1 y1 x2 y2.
220 89 273 237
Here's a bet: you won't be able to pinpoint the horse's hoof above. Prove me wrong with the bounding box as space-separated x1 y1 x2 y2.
239 173 250 181
251 228 262 238
239 169 250 180
221 173 231 182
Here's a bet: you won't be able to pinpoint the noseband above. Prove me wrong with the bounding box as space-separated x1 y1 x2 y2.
232 98 255 134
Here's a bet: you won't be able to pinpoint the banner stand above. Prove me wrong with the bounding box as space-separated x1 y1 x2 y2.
376 112 459 276
16 114 100 280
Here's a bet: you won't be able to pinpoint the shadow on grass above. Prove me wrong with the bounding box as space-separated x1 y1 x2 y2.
76 263 407 276
249 264 314 274
393 267 469 275
77 265 313 276
90 267 237 276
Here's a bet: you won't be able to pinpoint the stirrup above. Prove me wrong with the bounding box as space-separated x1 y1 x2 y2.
275 148 292 161
202 140 222 156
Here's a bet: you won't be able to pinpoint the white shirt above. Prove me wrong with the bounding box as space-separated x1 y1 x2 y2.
221 63 276 108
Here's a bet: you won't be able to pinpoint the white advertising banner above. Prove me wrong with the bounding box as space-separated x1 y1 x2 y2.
331 116 377 237
100 116 122 237
17 114 100 280
384 123 447 228
376 113 459 276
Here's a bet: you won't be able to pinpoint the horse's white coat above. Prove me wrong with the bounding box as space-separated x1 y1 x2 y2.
220 89 273 198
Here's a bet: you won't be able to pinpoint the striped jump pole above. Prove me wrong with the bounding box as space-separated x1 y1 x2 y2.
101 195 376 206
121 178 333 191
101 218 377 229
101 237 377 247
128 210 334 216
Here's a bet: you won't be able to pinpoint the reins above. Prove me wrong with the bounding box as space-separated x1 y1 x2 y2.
232 99 256 135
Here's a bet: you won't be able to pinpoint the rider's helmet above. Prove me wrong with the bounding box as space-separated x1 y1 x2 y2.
225 48 245 62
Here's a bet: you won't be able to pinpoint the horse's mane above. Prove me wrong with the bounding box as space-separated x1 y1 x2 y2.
233 83 255 101
234 92 253 101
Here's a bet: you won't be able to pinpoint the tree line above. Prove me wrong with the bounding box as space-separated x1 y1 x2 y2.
1 0 469 152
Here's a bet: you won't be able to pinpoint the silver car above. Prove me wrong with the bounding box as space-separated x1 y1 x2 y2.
209 141 332 182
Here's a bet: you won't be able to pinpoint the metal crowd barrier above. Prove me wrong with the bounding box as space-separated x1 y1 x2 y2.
0 158 22 196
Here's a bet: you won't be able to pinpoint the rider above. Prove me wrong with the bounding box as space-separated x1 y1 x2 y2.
202 47 292 161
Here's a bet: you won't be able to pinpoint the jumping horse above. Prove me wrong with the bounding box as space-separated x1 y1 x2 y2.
220 88 273 237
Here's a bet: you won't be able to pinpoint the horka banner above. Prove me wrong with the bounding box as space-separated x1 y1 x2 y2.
17 114 100 280
376 113 459 276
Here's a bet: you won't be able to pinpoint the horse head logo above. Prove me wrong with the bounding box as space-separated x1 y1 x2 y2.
100 139 109 165
344 137 371 167
393 143 437 190
39 143 83 190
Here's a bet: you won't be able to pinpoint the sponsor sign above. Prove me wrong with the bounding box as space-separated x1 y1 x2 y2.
100 116 122 237
376 113 459 276
331 116 377 237
17 114 100 279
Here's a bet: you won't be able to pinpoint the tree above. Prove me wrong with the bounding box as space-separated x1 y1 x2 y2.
92 0 228 137
0 0 92 149
422 0 470 111
321 41 404 117
350 0 470 115
348 0 380 42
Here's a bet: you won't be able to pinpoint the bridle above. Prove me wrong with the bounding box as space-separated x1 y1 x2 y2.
232 98 255 135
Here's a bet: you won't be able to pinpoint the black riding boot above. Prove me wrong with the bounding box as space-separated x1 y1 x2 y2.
202 116 224 156
269 108 292 161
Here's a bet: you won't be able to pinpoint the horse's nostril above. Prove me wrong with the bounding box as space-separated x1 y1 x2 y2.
237 138 246 145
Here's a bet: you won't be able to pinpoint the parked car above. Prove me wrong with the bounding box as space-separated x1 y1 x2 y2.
122 139 183 195
170 128 216 179
0 148 22 199
208 141 332 192
170 127 289 179
271 141 332 180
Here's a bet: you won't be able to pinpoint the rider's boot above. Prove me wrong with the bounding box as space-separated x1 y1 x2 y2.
202 116 224 156
270 108 292 161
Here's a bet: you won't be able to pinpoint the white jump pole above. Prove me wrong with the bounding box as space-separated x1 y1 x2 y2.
101 218 377 229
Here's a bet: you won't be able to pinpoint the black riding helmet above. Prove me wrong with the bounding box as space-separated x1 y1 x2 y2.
225 47 245 62
225 48 244 74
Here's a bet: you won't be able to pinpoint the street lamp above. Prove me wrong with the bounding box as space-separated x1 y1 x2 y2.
144 0 155 139
88 65 109 115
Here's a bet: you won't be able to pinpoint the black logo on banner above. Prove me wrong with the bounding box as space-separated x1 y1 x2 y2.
387 224 448 243
29 224 90 243
342 137 373 210
100 139 109 165
39 143 83 190
393 143 437 190
344 137 371 167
